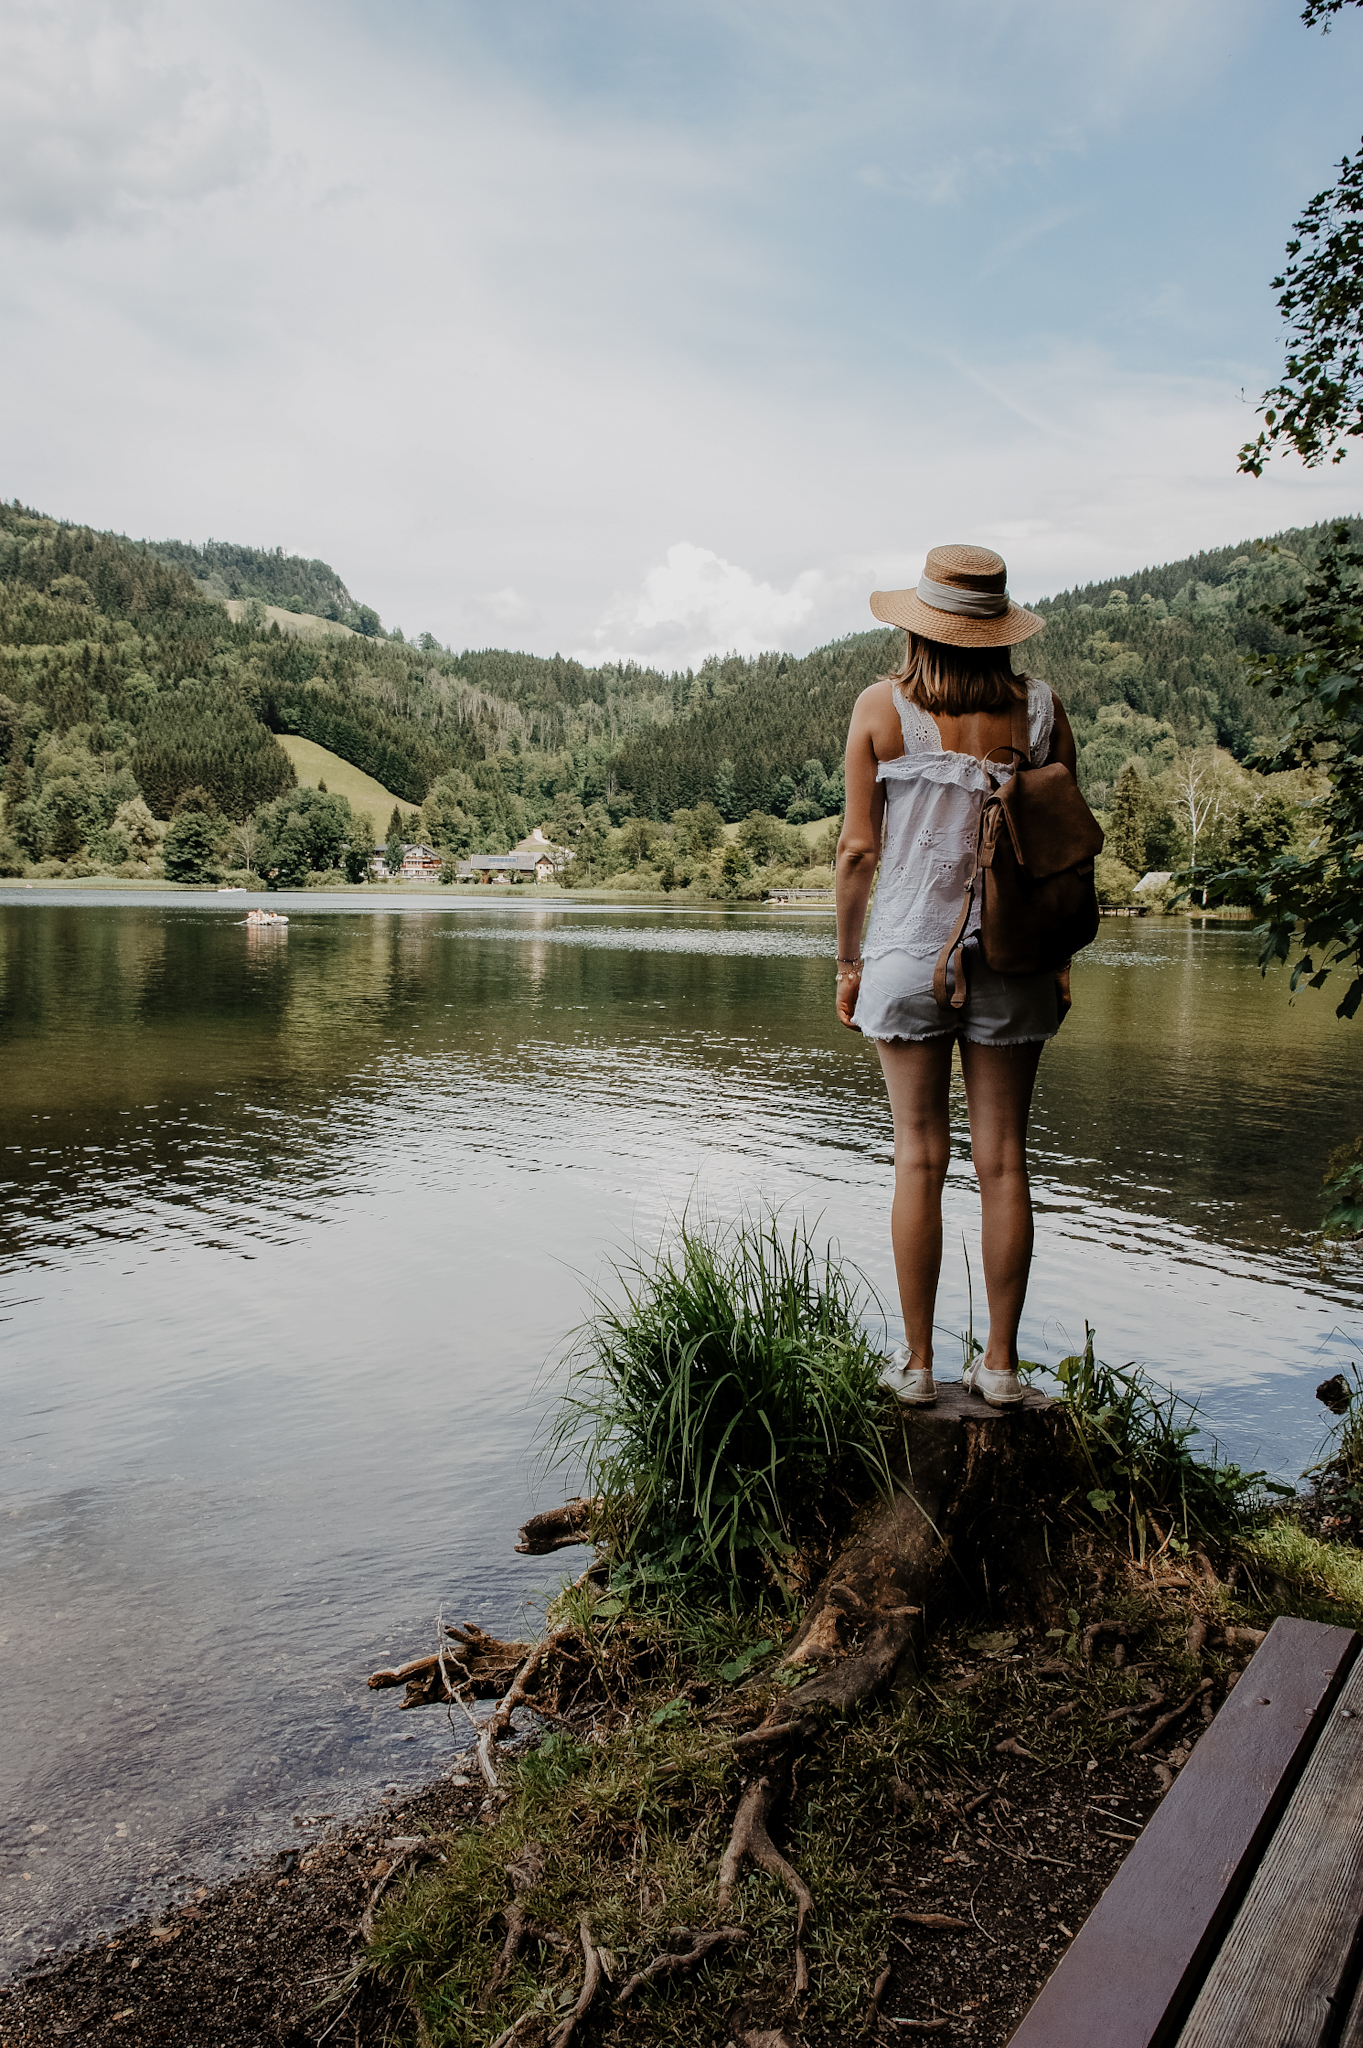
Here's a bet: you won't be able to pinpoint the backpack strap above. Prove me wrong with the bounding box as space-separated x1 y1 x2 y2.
932 869 977 1009
932 800 993 1010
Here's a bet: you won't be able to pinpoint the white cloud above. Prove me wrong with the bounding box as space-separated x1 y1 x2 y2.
0 0 267 234
579 544 824 670
1 0 1361 669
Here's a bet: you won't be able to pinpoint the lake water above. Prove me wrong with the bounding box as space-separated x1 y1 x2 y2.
2 890 1361 1973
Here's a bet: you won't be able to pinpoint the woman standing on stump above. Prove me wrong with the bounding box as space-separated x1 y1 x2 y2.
835 544 1078 1410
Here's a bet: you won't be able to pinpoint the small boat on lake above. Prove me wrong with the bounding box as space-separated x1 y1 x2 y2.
245 908 288 927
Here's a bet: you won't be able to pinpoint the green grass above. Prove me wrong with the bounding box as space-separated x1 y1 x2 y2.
366 1271 1363 2046
366 1554 1339 2047
548 1211 894 1603
1044 1326 1291 1559
272 732 409 834
1240 1518 1363 1628
364 1587 997 2047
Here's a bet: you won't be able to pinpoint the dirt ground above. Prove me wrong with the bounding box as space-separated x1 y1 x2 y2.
0 1654 1194 2048
0 1772 483 2048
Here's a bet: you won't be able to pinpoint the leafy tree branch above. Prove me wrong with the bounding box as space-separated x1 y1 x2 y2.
1240 0 1363 472
1201 525 1363 1018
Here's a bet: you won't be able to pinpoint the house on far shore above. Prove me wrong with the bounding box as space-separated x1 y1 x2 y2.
370 842 444 880
457 849 558 885
455 825 570 886
1134 871 1172 895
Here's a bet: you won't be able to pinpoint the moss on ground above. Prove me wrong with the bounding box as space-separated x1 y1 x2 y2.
1238 1516 1363 1626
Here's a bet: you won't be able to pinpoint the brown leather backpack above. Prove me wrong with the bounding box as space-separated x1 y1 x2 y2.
932 692 1104 1011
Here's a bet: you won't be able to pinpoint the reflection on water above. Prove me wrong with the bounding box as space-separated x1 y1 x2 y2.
1 891 1360 1971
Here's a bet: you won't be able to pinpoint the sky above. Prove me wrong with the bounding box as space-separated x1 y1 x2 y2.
5 0 1363 669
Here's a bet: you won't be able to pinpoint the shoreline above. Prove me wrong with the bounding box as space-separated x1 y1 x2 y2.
4 1534 1337 2048
0 878 1254 921
0 1766 485 2046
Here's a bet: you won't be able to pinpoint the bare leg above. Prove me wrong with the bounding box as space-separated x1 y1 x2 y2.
957 1040 1045 1373
874 1036 956 1373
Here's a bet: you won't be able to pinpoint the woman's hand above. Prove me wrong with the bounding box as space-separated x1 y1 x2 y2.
1055 963 1072 1022
836 965 863 1030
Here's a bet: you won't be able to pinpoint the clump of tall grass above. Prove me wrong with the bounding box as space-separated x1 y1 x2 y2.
1050 1326 1291 1558
549 1210 893 1602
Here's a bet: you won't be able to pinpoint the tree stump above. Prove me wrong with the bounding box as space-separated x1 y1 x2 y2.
757 1384 1069 1733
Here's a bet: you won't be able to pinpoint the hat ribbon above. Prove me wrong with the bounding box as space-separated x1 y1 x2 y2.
916 573 1010 619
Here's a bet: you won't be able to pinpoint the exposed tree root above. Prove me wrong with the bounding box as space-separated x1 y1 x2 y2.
371 1386 1074 2029
617 1926 747 2003
475 1624 579 1791
480 1844 576 2008
546 1916 602 2048
863 1961 892 2029
360 1838 446 1941
368 1623 530 1708
515 1499 601 1554
1130 1676 1212 1755
717 1771 813 1996
1081 1618 1135 1662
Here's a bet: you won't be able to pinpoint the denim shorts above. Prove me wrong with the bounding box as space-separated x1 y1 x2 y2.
853 941 1059 1045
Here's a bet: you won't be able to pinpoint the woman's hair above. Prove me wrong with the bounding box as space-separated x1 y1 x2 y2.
891 632 1026 716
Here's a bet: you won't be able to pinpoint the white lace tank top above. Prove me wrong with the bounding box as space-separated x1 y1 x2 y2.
861 677 1055 962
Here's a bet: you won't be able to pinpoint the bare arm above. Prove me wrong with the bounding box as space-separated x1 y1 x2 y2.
834 688 888 1029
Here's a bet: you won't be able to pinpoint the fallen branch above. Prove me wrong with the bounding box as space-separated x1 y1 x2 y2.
717 1775 812 1996
891 1912 968 1929
546 1917 602 2048
1131 1678 1213 1756
617 1926 746 2003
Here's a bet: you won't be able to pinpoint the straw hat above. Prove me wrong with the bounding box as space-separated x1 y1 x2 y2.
870 544 1044 649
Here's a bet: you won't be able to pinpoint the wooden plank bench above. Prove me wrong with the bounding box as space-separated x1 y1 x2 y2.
1007 1614 1363 2048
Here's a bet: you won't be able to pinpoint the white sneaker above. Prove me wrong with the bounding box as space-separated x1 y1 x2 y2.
878 1348 937 1406
964 1360 1026 1407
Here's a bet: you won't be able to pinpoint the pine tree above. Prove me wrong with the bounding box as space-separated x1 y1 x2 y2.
4 745 28 813
385 806 405 879
1108 762 1149 873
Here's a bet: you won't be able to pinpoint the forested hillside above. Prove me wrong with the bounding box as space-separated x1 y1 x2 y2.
612 520 1363 820
143 538 364 625
0 495 1352 898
